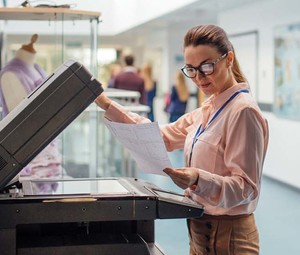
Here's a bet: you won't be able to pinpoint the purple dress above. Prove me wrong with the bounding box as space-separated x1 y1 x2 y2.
0 58 64 189
0 58 48 117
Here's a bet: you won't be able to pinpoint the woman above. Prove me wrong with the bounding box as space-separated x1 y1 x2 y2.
95 24 269 254
167 71 189 122
140 63 157 121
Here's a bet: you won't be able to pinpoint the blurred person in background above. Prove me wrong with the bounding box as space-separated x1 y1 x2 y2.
166 70 189 122
113 54 146 104
107 63 122 88
140 63 157 121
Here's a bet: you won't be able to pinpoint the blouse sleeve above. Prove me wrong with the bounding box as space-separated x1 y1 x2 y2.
105 101 152 124
192 107 268 208
160 113 194 151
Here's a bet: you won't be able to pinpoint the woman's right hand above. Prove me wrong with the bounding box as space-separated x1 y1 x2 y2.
94 93 112 111
163 167 199 190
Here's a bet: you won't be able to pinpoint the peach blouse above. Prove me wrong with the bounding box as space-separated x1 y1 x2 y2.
104 83 269 216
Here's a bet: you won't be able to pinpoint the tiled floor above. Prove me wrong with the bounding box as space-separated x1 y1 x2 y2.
138 149 300 255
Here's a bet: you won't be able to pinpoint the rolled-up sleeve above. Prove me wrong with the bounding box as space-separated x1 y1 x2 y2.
105 101 151 124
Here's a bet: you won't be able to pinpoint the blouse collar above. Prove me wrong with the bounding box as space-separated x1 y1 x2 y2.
202 83 250 111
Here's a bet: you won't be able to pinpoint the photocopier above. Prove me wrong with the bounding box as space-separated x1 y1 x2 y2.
0 60 204 255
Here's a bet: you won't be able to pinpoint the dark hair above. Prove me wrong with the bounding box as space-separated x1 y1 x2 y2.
183 24 246 83
124 54 135 66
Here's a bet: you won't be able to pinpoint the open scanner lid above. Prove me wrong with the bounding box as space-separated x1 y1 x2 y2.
0 60 103 191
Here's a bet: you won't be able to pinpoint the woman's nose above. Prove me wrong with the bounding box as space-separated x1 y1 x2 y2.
195 70 205 81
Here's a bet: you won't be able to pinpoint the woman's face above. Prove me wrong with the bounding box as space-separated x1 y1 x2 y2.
183 44 235 96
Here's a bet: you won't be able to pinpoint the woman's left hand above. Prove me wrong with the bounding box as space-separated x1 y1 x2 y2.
163 167 199 190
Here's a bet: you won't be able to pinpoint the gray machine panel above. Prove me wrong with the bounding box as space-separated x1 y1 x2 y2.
0 178 203 255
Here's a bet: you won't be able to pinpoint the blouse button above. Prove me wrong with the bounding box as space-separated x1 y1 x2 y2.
206 222 212 229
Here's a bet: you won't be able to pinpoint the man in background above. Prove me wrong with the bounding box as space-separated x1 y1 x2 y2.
113 54 146 104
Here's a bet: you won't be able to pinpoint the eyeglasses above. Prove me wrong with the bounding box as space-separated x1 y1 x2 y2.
181 52 228 78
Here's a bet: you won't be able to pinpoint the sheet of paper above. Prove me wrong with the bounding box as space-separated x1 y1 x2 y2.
104 119 172 176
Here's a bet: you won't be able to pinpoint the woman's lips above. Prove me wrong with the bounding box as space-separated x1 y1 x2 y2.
200 82 210 88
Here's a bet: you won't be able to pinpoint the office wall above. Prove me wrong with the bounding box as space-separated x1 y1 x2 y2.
219 0 300 188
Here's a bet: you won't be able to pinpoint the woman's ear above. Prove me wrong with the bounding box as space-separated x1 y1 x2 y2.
227 51 234 67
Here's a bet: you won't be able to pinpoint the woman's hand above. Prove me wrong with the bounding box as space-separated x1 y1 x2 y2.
163 167 199 190
94 93 112 111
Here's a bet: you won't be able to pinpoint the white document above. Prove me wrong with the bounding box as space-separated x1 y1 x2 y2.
104 119 172 176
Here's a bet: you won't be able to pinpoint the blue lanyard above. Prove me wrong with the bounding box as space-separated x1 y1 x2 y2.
188 89 249 166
